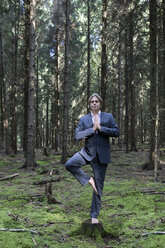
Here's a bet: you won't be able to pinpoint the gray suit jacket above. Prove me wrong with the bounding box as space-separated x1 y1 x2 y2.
75 112 119 164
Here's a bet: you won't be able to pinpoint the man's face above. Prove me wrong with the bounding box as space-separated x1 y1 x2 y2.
90 96 101 112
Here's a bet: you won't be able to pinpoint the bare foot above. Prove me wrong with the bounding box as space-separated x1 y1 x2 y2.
88 177 98 195
91 218 99 224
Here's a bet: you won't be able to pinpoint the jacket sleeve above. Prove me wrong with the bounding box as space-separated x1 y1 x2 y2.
75 118 95 140
99 114 119 137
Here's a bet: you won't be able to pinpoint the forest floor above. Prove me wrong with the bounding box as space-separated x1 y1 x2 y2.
0 145 165 248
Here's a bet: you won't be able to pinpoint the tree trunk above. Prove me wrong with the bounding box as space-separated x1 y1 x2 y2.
148 0 157 170
101 0 107 111
0 19 4 150
11 1 20 154
124 18 129 153
87 0 90 112
52 0 63 152
61 0 70 164
36 55 39 148
154 29 159 180
0 18 9 153
128 10 137 151
159 0 165 147
2 68 9 154
24 0 37 168
53 27 60 151
140 104 144 144
118 24 122 148
23 0 30 152
46 91 49 147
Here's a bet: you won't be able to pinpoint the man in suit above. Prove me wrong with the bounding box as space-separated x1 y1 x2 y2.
65 93 119 224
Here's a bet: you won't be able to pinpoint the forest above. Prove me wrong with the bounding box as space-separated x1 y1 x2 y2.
0 0 165 168
0 0 165 247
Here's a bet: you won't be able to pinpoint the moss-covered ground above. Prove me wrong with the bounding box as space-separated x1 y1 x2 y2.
0 147 165 248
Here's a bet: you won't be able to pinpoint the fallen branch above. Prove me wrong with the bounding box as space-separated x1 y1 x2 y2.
7 212 36 225
0 228 39 235
33 176 64 185
8 212 19 221
32 237 37 246
44 221 74 227
142 231 165 237
0 173 19 181
141 191 165 195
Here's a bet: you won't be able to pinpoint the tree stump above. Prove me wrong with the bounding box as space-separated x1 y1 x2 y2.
70 219 114 242
81 219 104 238
43 147 49 156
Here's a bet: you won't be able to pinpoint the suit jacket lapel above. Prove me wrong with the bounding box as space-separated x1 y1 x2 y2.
100 112 104 126
87 113 93 127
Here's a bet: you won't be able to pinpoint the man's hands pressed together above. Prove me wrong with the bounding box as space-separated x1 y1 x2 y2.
93 114 101 131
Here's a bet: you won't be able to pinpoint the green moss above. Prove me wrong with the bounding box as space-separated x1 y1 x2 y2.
0 151 165 247
0 161 7 166
36 160 51 166
135 235 165 248
0 232 35 248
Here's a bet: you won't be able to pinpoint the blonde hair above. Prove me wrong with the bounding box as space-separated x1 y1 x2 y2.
88 93 103 107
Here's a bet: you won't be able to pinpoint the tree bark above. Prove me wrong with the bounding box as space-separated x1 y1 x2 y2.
23 0 30 152
53 26 60 151
118 23 122 148
24 0 37 168
124 18 129 153
0 19 4 150
61 0 70 164
159 0 165 146
52 0 63 152
148 0 157 170
11 0 20 154
46 89 49 147
101 0 107 111
128 10 137 151
154 29 159 180
0 18 9 154
2 73 9 154
36 55 39 148
87 0 90 112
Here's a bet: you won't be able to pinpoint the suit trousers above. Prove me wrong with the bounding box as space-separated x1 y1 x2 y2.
65 152 107 218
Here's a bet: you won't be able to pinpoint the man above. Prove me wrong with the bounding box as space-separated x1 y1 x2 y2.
65 93 119 224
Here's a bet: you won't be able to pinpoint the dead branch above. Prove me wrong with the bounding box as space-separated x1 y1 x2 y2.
44 221 74 227
7 211 36 225
141 191 165 195
0 173 19 181
7 212 19 221
33 176 64 185
142 231 165 236
32 237 37 246
0 228 39 235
